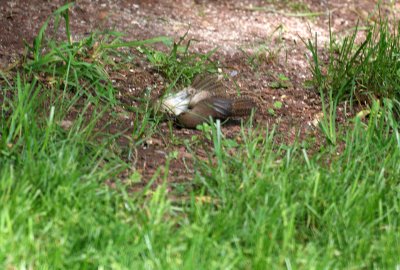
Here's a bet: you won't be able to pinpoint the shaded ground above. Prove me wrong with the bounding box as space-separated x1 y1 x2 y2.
1 0 398 185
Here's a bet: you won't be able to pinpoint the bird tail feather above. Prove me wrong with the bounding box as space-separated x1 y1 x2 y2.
230 97 257 117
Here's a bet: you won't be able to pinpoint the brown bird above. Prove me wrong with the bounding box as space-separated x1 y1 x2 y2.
159 75 257 128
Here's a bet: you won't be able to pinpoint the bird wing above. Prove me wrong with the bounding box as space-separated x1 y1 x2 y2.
194 96 257 118
189 75 226 107
191 74 225 93
177 97 257 128
193 97 233 118
176 97 232 128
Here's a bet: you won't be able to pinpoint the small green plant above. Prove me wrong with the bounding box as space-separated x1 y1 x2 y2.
268 108 275 116
274 101 283 109
241 25 287 70
139 31 218 85
268 101 283 116
270 73 292 89
242 44 280 70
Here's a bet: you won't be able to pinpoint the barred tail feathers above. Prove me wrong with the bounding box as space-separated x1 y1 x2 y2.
230 97 257 117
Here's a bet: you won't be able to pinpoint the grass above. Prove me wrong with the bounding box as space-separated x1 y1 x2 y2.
246 1 322 18
305 18 400 144
185 108 400 269
306 19 400 107
1 3 400 269
240 24 287 71
139 30 218 85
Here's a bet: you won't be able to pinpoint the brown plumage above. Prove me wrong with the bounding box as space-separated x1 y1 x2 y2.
177 96 257 128
160 74 257 129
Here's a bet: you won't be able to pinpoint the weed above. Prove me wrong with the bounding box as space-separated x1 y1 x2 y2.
241 25 287 70
139 31 218 86
270 73 293 89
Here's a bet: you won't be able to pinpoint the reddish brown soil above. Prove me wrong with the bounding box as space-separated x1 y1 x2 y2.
1 0 398 186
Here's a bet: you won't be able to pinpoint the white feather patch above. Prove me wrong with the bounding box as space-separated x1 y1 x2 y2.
160 89 191 116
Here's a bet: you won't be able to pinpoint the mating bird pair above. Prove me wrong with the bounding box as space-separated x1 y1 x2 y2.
159 75 258 128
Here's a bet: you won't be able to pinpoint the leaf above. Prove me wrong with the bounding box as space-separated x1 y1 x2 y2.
273 101 283 109
278 73 290 81
268 108 275 115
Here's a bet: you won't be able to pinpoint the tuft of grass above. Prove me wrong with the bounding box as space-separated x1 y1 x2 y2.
306 19 400 107
305 19 400 144
240 24 287 70
23 3 118 105
22 4 173 109
139 31 218 86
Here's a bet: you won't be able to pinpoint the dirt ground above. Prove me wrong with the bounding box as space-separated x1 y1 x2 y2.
1 0 399 186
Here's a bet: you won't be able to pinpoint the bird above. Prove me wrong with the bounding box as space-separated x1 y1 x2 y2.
159 74 257 129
